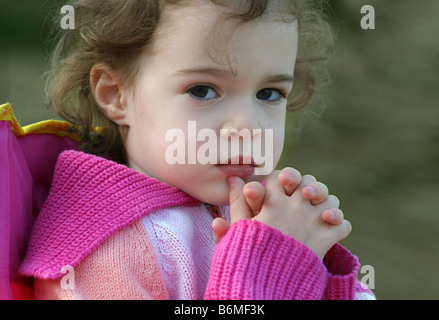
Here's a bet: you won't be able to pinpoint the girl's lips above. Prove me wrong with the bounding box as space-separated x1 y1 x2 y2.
216 164 255 178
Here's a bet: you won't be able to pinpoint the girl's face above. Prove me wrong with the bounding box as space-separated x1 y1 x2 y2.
123 3 298 205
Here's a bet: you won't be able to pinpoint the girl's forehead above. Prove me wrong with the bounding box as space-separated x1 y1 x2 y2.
151 2 298 63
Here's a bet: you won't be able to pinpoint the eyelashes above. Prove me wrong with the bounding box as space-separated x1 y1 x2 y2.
188 85 219 101
256 88 287 102
187 85 287 104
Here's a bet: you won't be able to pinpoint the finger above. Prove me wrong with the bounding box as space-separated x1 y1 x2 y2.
278 167 302 196
228 176 253 224
322 208 344 225
264 170 286 195
297 174 317 189
302 181 329 205
325 194 340 208
243 181 265 215
335 219 352 242
212 217 231 243
290 174 317 201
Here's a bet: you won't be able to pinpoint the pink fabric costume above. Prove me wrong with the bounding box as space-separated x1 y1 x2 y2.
17 150 374 300
0 103 79 299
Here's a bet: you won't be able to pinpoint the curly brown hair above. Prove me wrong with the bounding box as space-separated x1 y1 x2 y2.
44 0 334 163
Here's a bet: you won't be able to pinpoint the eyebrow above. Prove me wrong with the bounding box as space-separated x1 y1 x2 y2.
174 67 294 83
265 74 295 84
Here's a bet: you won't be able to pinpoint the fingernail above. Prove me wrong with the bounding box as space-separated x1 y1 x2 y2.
305 186 317 197
228 177 236 185
326 209 336 220
244 185 256 191
285 171 295 180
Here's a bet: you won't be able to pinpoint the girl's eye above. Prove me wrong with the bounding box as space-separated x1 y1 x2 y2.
256 89 286 102
188 85 218 101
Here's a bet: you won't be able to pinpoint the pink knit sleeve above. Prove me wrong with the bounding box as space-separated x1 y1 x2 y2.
204 219 362 300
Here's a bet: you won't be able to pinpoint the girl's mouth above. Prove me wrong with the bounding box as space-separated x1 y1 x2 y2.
215 156 258 178
216 164 255 178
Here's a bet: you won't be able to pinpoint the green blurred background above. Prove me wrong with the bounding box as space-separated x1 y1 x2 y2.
1 0 438 299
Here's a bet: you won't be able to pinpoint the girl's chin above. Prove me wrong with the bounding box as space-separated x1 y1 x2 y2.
188 182 231 206
199 191 230 207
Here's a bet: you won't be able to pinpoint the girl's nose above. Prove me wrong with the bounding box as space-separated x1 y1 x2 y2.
220 97 261 139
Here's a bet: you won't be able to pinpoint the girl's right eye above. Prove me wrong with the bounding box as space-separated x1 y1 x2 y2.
187 85 218 101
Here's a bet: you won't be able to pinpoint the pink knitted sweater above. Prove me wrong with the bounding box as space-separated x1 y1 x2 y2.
19 150 374 300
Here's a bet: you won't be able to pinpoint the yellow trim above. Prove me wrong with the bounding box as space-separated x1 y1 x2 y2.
0 103 82 141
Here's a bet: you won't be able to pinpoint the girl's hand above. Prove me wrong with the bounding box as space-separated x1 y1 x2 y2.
212 168 344 243
212 168 344 242
212 169 351 259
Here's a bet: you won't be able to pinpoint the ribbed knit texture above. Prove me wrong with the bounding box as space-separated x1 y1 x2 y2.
204 219 360 300
19 150 201 280
322 243 360 299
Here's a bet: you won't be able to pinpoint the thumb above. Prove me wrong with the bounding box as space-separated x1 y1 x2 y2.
228 176 253 224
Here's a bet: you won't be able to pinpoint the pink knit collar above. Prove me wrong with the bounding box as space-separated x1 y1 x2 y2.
19 150 201 279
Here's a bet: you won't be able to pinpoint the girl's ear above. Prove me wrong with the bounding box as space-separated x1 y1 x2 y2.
90 63 128 125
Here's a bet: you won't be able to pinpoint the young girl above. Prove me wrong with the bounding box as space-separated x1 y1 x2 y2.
18 0 375 300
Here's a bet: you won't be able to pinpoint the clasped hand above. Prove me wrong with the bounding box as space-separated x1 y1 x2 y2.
212 168 352 259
